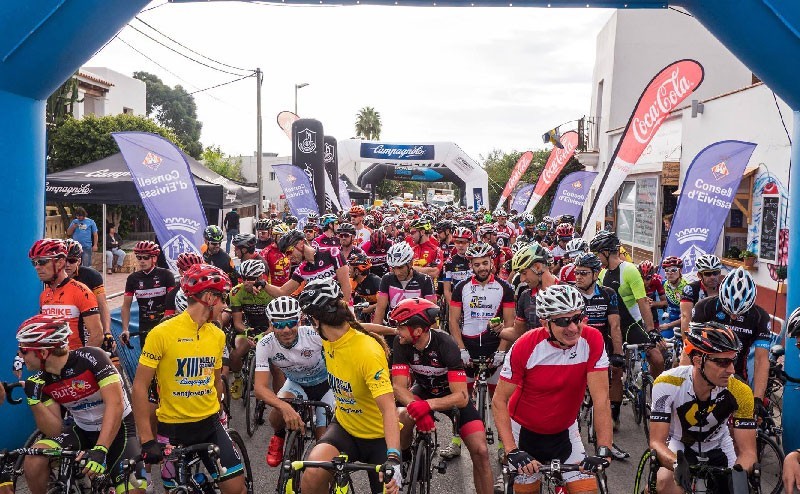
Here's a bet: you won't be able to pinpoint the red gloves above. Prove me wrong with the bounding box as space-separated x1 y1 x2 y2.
406 400 435 432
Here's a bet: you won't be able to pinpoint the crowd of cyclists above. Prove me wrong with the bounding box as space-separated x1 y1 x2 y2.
10 201 800 494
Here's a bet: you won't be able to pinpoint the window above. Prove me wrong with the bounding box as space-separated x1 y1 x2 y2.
269 171 276 181
615 177 658 248
617 182 635 243
122 107 134 115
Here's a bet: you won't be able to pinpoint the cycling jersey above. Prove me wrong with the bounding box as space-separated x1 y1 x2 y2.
645 274 666 329
450 274 514 341
255 326 328 387
259 244 292 286
27 347 129 431
691 296 771 379
378 271 436 311
255 238 272 251
682 279 712 305
515 287 540 331
124 267 176 335
441 253 472 288
163 287 180 317
339 245 366 262
500 325 608 434
74 266 104 297
202 248 237 281
354 273 382 305
391 329 466 397
362 241 392 278
495 223 516 248
650 366 756 452
313 233 340 249
354 226 372 247
550 244 567 263
40 278 99 350
323 328 393 439
291 247 345 284
664 277 689 323
599 261 646 329
229 284 273 333
139 311 225 423
580 284 620 347
411 240 443 274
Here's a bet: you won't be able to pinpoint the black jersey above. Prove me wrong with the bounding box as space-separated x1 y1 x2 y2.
515 287 539 331
441 253 472 288
691 296 772 379
363 241 391 278
291 248 345 284
203 249 237 284
124 267 176 334
681 280 711 305
75 266 104 293
354 273 382 305
378 271 436 311
580 284 620 340
391 329 466 398
255 238 273 251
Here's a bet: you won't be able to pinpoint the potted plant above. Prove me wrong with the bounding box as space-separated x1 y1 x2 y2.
739 250 757 268
776 265 788 281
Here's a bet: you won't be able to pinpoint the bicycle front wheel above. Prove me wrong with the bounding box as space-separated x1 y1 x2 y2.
632 449 658 494
476 383 487 423
278 430 304 494
245 361 260 437
641 375 653 443
408 439 431 494
229 428 254 494
756 430 784 494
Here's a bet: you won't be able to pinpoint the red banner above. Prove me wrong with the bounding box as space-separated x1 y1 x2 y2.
524 131 579 213
496 150 533 210
277 111 299 140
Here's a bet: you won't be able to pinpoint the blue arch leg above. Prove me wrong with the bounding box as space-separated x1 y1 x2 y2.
784 111 800 451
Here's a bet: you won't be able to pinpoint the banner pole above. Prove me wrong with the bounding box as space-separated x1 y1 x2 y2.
256 68 263 218
102 203 107 285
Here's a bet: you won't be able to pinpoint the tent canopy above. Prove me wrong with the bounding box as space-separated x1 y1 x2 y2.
45 152 258 208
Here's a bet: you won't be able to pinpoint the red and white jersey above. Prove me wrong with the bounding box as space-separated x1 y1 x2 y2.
354 226 372 247
500 325 608 434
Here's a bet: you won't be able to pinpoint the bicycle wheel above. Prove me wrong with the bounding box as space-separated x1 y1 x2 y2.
476 383 487 423
14 428 45 483
222 373 232 418
632 449 658 494
229 428 255 494
408 439 431 494
641 376 653 443
756 430 783 494
632 384 643 425
278 430 304 494
587 406 596 446
245 361 260 437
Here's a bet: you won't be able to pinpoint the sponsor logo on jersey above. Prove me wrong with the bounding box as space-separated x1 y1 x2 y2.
175 356 215 378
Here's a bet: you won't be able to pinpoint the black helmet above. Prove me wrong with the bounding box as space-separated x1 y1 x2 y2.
336 222 357 236
231 233 256 249
277 229 306 253
63 239 84 259
684 322 742 356
589 230 620 253
556 214 576 225
298 278 342 316
573 252 603 272
204 225 224 243
285 215 298 226
255 218 271 231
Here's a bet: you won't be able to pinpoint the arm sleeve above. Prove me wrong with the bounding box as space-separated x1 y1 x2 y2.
76 283 99 316
649 379 675 423
378 275 390 296
291 264 305 283
421 275 435 298
255 335 273 372
586 327 609 372
390 339 410 378
440 334 467 381
501 281 515 309
362 346 394 399
139 328 164 368
450 280 464 307
604 288 620 316
499 335 528 385
124 276 136 297
85 347 121 386
680 283 696 303
755 307 772 342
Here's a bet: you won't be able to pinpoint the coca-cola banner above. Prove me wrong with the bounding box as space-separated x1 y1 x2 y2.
292 119 326 213
496 151 533 211
548 171 599 220
510 184 535 214
583 60 705 237
524 131 579 213
661 140 756 276
277 111 299 140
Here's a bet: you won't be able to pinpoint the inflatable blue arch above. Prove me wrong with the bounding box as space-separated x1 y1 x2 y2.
1 0 799 448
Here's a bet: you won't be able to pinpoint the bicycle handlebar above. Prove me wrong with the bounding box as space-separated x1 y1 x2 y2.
281 397 334 420
284 456 394 481
507 459 608 475
2 382 23 405
624 342 674 352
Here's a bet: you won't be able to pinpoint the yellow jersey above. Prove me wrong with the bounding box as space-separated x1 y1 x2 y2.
323 327 393 439
139 311 225 424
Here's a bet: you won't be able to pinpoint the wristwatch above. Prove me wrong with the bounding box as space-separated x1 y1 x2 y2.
596 445 611 458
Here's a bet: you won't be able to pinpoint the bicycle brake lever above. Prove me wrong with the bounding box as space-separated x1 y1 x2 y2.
3 382 22 405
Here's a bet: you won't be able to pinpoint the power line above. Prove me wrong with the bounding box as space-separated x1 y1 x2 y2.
140 1 169 13
188 74 255 95
134 16 252 73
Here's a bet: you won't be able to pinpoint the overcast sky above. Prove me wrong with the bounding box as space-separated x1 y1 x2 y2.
87 1 613 162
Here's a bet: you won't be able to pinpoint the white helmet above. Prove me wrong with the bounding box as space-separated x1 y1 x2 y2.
174 288 188 314
16 315 72 349
695 254 723 273
535 285 585 320
267 296 302 320
239 259 266 279
386 242 414 267
565 238 589 257
718 267 757 315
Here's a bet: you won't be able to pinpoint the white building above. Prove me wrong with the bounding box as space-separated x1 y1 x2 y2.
74 67 146 118
584 8 791 315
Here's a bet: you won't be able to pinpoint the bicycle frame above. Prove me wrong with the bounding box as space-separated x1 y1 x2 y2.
123 443 227 494
471 356 495 445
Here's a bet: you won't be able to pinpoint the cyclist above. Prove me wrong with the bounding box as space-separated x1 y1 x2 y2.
228 259 274 400
650 323 757 494
254 218 273 250
350 252 381 323
30 238 103 349
259 224 292 287
314 213 340 249
441 226 474 308
680 254 723 335
285 215 299 230
164 252 204 317
120 241 176 349
19 315 146 494
349 205 372 247
387 298 494 494
62 239 111 333
590 230 664 378
373 242 437 327
204 226 238 281
132 264 247 494
493 285 613 494
550 223 575 268
661 256 688 340
297 280 401 494
493 209 516 248
304 222 319 242
500 242 557 341
517 214 537 244
362 228 393 278
336 222 366 260
408 218 444 279
436 220 455 260
639 260 667 334
255 296 333 467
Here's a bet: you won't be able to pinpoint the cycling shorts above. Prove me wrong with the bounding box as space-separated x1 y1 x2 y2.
411 384 484 438
278 379 335 427
668 434 736 468
623 319 651 345
512 420 593 485
318 419 387 494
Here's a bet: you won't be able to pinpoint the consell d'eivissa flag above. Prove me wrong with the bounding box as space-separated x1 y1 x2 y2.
496 151 533 211
510 184 535 214
524 131 579 214
273 164 320 228
548 171 598 220
583 59 705 238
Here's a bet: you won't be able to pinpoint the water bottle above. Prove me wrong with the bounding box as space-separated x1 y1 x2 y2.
633 358 643 388
193 472 215 494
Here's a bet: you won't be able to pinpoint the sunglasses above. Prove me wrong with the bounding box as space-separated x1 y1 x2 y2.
210 291 229 303
243 276 260 282
700 270 721 277
550 313 584 327
706 355 736 368
209 242 222 246
664 267 680 273
135 255 152 261
31 258 55 266
18 346 31 355
272 319 299 330
67 258 80 264
573 270 593 277
337 233 352 238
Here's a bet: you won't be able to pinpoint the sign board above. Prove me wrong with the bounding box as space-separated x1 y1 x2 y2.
662 161 681 186
759 195 779 262
633 177 659 247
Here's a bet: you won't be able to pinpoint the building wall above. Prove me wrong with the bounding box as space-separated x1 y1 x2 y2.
238 153 290 210
82 67 146 116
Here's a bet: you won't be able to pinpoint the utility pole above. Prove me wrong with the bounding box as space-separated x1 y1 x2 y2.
256 68 263 218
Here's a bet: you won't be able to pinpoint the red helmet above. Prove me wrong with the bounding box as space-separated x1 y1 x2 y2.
555 223 574 238
559 264 577 285
638 260 656 278
389 298 440 328
349 205 366 217
662 256 684 269
16 315 72 349
181 264 232 297
371 229 388 248
452 227 473 241
134 240 160 257
62 239 84 259
176 252 204 273
29 238 67 259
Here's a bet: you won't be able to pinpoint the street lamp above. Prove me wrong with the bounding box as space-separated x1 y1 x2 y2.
294 83 309 115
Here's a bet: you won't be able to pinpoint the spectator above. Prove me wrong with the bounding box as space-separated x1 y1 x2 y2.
106 226 125 274
224 208 240 254
66 207 98 267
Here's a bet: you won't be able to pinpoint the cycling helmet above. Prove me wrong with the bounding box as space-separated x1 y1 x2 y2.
255 218 271 231
465 242 495 260
718 267 757 315
410 218 433 232
787 306 800 340
511 242 551 271
320 214 338 228
478 224 496 237
638 260 656 278
272 222 290 238
559 264 577 285
522 213 536 226
63 239 83 259
349 205 366 217
435 220 455 232
16 315 72 349
204 225 224 243
565 239 589 257
239 259 266 279
661 256 684 269
589 230 621 253
557 214 576 226
336 223 357 236
180 264 232 296
694 254 723 273
298 278 343 316
348 252 373 272
232 233 257 249
555 223 574 239
284 215 298 226
535 285 585 319
386 242 414 267
382 216 397 227
176 252 204 273
266 296 302 321
459 219 477 232
494 209 508 218
133 240 161 257
277 229 306 253
452 227 473 241
306 212 319 223
542 216 555 226
684 321 742 356
174 289 188 314
535 222 549 232
370 229 388 248
29 238 67 259
389 298 440 328
573 252 603 272
303 222 319 232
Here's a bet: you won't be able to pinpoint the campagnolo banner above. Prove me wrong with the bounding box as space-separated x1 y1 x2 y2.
360 143 435 161
113 132 206 273
548 171 598 220
662 140 756 275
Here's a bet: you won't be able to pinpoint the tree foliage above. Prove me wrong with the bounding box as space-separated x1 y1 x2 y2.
201 145 244 182
134 71 203 158
355 106 382 140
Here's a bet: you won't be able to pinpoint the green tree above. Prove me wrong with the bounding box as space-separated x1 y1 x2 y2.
355 106 382 140
134 71 203 158
201 145 244 181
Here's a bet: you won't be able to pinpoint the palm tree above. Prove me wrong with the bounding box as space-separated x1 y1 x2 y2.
355 106 382 140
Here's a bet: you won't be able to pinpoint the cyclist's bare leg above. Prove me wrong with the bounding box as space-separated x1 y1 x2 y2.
230 337 249 374
217 473 247 494
609 366 623 403
513 479 541 494
566 476 599 494
647 348 665 379
398 409 415 450
656 466 683 494
462 429 493 494
23 441 51 494
302 443 339 494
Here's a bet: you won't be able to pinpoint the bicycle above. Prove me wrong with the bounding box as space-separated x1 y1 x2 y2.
623 341 672 443
241 332 267 437
471 356 496 447
578 389 596 447
633 448 761 494
281 455 394 494
500 459 610 494
275 398 334 494
6 447 113 494
405 411 455 494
